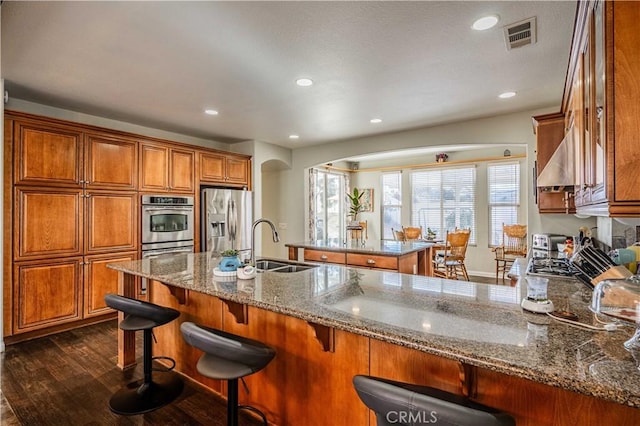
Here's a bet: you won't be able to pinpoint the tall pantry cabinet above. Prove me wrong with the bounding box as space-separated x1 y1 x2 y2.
4 112 138 339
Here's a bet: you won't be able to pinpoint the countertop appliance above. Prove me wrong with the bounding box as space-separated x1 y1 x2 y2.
201 187 253 261
532 233 566 251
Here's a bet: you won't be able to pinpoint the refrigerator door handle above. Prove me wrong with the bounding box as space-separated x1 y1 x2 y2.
228 199 237 248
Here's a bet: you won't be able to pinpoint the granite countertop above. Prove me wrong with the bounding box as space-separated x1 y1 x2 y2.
285 239 436 255
108 253 640 408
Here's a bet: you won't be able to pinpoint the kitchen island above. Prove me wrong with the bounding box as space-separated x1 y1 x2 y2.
108 253 640 425
286 239 438 275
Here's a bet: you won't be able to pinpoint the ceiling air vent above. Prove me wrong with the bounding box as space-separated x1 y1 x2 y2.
504 17 537 50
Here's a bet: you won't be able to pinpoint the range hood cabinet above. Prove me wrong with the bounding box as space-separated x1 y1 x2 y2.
537 131 575 191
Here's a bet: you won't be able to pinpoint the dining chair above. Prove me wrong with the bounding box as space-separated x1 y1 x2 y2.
492 224 527 282
432 228 471 280
392 228 406 241
401 226 423 241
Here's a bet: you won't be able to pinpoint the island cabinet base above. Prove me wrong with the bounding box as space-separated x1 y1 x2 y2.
148 281 640 426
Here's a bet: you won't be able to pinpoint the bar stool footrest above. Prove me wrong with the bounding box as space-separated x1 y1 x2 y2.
239 404 268 426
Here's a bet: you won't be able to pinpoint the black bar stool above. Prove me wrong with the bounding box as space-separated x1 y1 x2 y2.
180 321 276 426
353 375 515 426
105 294 184 415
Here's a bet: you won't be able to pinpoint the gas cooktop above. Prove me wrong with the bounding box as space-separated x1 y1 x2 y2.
527 257 576 277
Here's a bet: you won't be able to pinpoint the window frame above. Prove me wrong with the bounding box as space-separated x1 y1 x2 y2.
487 161 521 247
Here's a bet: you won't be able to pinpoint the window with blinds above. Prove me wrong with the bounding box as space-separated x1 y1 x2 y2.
382 172 402 240
488 162 520 246
411 166 476 244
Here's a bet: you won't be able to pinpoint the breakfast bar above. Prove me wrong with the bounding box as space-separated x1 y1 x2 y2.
108 253 640 425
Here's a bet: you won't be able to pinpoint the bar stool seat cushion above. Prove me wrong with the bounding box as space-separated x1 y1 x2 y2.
181 322 275 380
105 294 180 331
353 375 515 426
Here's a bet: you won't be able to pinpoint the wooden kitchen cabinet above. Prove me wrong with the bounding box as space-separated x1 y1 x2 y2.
14 187 83 260
532 112 576 214
140 142 195 193
565 0 640 216
85 191 138 253
13 118 83 187
199 151 251 188
13 257 83 333
83 252 137 318
303 249 346 264
84 132 138 190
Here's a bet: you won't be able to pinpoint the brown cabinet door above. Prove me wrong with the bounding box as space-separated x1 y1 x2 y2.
199 152 226 182
85 133 138 190
13 257 82 333
169 149 195 192
85 191 138 253
140 143 168 191
84 252 137 318
225 156 250 186
14 120 83 187
14 187 83 260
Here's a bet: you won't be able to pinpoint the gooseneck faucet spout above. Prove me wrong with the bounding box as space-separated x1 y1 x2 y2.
251 219 280 266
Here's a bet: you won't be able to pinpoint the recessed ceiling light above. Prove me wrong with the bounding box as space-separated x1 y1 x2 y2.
472 15 499 31
370 118 382 124
296 78 313 87
289 134 300 139
498 91 517 99
204 109 219 115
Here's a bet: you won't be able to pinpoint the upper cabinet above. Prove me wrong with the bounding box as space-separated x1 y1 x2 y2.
199 151 251 188
564 0 640 217
85 132 138 190
139 142 195 193
532 112 576 213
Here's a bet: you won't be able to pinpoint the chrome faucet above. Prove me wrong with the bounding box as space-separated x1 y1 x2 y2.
251 219 280 266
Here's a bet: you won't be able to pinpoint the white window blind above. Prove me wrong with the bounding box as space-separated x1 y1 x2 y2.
488 162 520 246
381 172 402 239
411 167 476 244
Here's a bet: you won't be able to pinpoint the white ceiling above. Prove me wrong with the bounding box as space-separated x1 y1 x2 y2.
1 1 576 150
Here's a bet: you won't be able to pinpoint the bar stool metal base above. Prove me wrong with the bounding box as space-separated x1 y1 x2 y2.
109 371 184 416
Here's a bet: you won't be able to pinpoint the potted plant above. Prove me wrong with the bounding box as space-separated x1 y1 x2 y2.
436 153 448 163
426 227 437 240
346 187 364 224
219 249 242 272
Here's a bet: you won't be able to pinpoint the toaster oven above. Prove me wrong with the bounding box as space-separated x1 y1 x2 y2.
532 233 566 251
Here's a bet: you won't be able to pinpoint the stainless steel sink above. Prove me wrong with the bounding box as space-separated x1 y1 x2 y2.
255 258 317 273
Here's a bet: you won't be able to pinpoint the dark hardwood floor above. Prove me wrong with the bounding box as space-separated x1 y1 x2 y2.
1 321 263 425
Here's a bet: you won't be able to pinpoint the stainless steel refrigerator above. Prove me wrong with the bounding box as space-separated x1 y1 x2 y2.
200 187 253 260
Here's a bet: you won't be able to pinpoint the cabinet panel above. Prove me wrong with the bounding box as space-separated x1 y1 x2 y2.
15 187 83 260
199 152 225 182
13 258 82 333
14 121 82 186
347 253 398 270
304 249 346 264
85 192 138 253
85 133 137 190
169 149 195 192
140 144 168 191
225 157 250 185
84 252 137 318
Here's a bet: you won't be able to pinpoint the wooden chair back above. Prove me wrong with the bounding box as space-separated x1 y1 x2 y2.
501 224 527 257
402 226 423 241
446 228 471 260
392 228 406 241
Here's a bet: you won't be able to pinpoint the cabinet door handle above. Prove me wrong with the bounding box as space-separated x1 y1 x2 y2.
320 255 328 261
366 259 376 265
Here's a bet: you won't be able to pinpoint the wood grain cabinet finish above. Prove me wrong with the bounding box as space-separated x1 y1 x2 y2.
14 187 83 260
13 257 82 333
532 113 576 214
84 252 136 318
85 191 138 253
566 0 640 216
13 119 83 187
199 152 250 188
347 253 398 270
84 133 138 190
303 249 346 264
140 143 195 193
